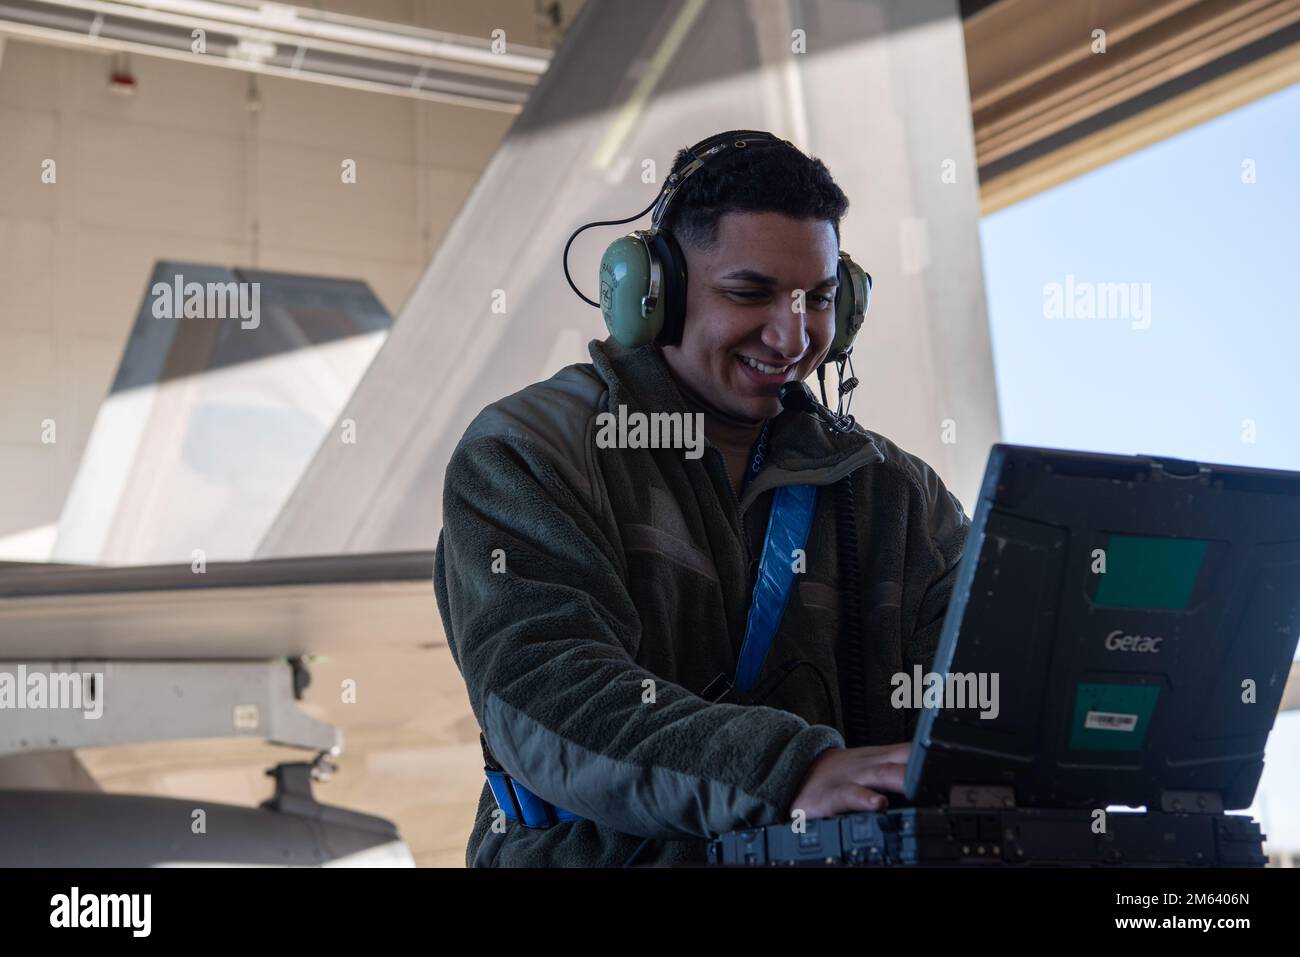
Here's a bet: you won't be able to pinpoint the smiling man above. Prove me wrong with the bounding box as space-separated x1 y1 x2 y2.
434 131 970 867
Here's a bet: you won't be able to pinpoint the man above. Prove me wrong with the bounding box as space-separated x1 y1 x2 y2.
433 131 969 867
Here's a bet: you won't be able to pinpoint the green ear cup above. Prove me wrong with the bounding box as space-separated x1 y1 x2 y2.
599 234 665 348
826 251 872 364
600 227 868 358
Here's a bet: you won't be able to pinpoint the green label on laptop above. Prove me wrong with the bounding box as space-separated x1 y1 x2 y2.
1092 534 1208 609
1069 683 1160 751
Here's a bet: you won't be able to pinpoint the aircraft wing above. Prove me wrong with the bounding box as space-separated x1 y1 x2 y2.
0 551 439 659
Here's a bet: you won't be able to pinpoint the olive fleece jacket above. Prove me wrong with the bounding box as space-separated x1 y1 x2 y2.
433 338 970 866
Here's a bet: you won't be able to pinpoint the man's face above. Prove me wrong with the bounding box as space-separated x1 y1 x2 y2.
660 211 840 423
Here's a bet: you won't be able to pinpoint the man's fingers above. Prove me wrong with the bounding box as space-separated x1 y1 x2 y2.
852 760 908 795
840 784 889 813
872 742 912 764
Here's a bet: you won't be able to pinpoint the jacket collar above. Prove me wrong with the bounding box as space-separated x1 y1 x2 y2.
588 338 884 510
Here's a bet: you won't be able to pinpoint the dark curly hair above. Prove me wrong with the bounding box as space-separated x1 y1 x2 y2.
658 136 849 251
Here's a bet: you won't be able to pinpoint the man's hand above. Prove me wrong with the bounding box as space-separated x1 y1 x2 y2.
788 743 911 820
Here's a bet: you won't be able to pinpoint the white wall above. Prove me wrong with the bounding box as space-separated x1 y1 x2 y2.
0 11 531 559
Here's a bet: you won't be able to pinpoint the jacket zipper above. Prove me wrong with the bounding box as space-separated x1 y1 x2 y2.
712 447 752 566
704 448 756 678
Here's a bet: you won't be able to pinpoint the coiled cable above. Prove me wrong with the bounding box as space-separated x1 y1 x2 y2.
835 475 870 747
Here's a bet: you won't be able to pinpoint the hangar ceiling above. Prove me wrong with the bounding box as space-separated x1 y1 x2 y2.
964 0 1300 210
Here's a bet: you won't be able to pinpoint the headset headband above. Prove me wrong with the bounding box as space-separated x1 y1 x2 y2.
649 130 791 230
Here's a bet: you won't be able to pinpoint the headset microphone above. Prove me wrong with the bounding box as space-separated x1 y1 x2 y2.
778 381 856 434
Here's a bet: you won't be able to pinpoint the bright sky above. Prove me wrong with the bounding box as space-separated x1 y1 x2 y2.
979 80 1300 853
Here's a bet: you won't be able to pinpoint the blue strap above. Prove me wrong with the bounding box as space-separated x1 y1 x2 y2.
509 778 583 826
485 768 582 828
733 482 819 692
484 768 519 818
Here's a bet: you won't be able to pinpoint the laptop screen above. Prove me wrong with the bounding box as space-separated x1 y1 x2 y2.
905 444 1300 811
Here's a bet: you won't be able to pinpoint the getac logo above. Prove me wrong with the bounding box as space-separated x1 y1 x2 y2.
1104 629 1163 653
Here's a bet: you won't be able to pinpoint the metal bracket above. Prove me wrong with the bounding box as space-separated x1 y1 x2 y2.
949 785 1016 809
0 659 340 757
1160 790 1224 814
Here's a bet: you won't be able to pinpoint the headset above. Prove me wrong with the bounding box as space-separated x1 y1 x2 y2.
562 130 871 424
